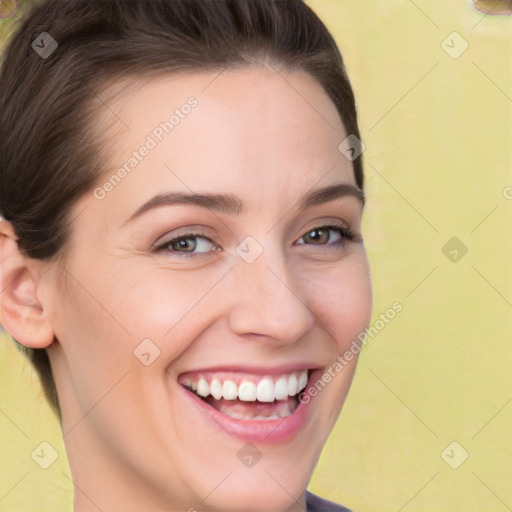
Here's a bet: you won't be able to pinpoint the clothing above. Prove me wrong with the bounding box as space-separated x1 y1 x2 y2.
69 491 351 511
305 490 353 512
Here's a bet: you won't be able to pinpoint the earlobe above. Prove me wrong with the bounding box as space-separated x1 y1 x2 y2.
0 219 55 349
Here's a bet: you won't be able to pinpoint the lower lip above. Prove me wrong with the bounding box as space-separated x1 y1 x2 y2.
179 370 321 445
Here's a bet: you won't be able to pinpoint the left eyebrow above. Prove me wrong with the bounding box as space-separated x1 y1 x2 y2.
122 182 365 226
299 183 365 209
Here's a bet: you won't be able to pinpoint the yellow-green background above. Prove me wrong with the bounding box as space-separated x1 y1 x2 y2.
1 1 511 511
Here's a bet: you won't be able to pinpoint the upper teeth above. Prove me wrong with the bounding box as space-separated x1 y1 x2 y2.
181 370 309 403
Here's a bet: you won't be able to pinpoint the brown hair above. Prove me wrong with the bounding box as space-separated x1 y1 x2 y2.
0 0 364 416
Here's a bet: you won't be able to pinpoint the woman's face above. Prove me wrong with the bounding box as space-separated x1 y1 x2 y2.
44 66 372 512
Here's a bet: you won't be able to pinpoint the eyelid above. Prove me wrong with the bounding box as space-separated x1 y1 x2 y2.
301 217 350 232
151 226 214 251
151 215 358 256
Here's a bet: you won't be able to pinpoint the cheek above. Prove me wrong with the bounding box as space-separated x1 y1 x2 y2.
53 256 231 401
117 266 228 339
303 256 371 434
51 261 149 395
304 254 372 350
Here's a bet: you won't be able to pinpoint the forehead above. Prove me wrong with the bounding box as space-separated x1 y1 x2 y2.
84 66 355 224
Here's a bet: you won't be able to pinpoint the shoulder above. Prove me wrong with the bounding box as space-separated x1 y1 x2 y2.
305 490 354 512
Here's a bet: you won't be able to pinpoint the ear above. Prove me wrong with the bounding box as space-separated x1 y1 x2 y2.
0 219 55 348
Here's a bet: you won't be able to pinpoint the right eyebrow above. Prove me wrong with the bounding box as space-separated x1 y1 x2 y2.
122 191 244 226
298 183 365 209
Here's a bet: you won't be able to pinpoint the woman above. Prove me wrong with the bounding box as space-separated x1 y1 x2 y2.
0 1 372 510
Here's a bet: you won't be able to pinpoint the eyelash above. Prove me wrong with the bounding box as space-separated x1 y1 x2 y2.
153 224 355 258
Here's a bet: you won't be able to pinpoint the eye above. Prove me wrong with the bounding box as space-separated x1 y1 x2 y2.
296 224 355 248
154 232 219 258
153 223 355 259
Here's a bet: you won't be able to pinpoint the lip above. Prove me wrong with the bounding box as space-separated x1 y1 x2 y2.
178 363 321 378
177 368 322 445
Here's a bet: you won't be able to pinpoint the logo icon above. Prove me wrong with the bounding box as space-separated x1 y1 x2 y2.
237 442 262 468
442 237 468 263
134 338 161 366
31 441 59 469
31 32 58 59
441 32 469 59
338 134 365 161
441 441 469 469
235 236 263 264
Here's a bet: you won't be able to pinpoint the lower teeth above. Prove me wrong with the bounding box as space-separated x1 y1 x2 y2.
221 409 290 421
247 413 282 420
203 396 298 420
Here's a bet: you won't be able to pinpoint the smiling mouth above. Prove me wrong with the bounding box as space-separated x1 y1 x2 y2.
179 369 310 421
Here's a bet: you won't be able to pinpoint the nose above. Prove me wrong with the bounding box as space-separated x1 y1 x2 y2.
226 242 315 345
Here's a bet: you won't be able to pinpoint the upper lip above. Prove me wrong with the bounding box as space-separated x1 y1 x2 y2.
177 364 322 378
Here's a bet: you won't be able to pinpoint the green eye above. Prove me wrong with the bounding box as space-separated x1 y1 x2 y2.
156 233 218 258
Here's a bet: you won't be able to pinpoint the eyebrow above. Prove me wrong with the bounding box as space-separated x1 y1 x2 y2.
123 182 365 225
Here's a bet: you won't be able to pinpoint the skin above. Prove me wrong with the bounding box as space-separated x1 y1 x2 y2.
0 65 372 512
